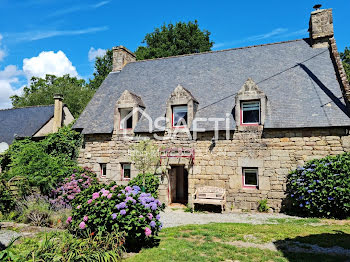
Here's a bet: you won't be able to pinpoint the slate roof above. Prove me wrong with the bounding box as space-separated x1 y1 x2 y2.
74 38 350 134
0 105 54 145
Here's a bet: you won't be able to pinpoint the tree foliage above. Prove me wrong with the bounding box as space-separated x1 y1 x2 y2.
88 49 113 91
0 126 82 195
10 74 95 118
340 46 350 84
135 20 214 60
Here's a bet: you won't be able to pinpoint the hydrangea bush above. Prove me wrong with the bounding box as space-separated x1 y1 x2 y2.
68 183 164 250
287 153 350 218
51 168 98 208
128 173 160 198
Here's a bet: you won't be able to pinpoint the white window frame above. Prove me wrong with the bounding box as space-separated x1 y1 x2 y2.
172 105 188 127
100 163 107 178
241 101 261 125
119 108 133 130
122 163 131 180
243 168 259 187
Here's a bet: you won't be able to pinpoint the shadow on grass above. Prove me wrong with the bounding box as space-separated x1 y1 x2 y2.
274 231 350 262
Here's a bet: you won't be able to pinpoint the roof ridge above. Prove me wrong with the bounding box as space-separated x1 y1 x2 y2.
0 104 54 112
129 38 306 64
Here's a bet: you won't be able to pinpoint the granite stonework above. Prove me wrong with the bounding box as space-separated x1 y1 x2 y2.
78 127 350 213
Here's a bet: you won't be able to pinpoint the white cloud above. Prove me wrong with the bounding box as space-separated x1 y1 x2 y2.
213 28 307 49
0 34 6 61
48 1 110 17
88 47 106 61
23 50 78 79
0 65 23 109
9 26 108 42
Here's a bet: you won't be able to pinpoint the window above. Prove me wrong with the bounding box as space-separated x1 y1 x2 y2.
122 163 131 180
172 105 188 127
100 163 107 178
241 101 260 124
120 108 133 129
243 168 258 188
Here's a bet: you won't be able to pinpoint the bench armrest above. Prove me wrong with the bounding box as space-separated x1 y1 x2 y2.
192 190 197 200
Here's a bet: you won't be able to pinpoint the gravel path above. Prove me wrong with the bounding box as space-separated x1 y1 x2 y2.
160 208 299 228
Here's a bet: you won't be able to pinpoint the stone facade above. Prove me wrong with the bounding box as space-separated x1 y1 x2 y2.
78 127 350 213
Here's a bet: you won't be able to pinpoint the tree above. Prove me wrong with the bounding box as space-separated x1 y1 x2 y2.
88 49 113 90
130 140 160 189
135 20 214 60
10 74 94 118
340 47 350 84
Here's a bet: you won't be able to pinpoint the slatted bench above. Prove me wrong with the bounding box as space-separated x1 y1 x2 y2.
192 186 226 213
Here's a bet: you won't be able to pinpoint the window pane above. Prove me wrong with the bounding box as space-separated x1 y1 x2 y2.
244 170 258 186
123 164 131 179
100 164 107 177
242 101 260 124
243 110 259 123
120 109 133 129
173 106 188 126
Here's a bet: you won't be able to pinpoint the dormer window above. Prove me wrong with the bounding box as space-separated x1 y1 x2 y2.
241 101 260 125
172 105 188 127
120 108 133 129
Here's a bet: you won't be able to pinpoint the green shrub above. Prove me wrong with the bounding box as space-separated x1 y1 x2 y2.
17 194 52 226
128 173 160 198
258 199 269 212
69 183 164 251
0 180 15 214
0 231 124 261
0 126 82 195
287 153 350 218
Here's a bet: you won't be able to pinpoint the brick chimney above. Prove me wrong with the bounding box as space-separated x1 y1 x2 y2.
53 94 63 132
112 46 136 72
308 6 334 48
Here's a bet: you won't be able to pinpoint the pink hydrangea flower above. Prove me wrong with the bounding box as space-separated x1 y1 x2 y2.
107 193 113 199
79 221 86 229
102 190 110 197
83 216 89 222
92 192 100 200
76 205 81 209
87 199 93 204
125 186 132 192
145 227 152 237
66 216 72 224
147 213 153 220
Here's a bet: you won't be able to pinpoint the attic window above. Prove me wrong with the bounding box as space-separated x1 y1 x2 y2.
172 105 188 127
241 101 260 125
120 108 133 129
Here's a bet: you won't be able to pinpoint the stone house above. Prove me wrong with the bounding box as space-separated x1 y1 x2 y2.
0 94 74 154
74 7 350 212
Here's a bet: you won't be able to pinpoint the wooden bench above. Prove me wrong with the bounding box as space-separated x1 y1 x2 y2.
192 186 226 213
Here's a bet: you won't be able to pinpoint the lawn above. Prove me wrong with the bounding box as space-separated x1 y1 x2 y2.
127 219 350 262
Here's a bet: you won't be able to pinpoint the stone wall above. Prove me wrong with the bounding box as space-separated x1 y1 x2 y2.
78 127 350 212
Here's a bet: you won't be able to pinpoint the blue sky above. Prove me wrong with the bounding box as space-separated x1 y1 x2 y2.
0 0 348 108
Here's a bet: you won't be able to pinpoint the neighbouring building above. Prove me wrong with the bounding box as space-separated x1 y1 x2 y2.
0 94 74 154
74 7 350 212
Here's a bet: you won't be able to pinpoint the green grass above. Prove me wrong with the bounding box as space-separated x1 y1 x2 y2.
127 222 350 262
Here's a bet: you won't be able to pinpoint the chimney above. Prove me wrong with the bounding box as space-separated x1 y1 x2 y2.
53 94 63 132
112 46 136 72
308 5 334 48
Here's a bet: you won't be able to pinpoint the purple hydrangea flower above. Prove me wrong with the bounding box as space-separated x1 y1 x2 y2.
120 209 126 215
156 214 160 220
112 213 117 219
150 221 156 228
